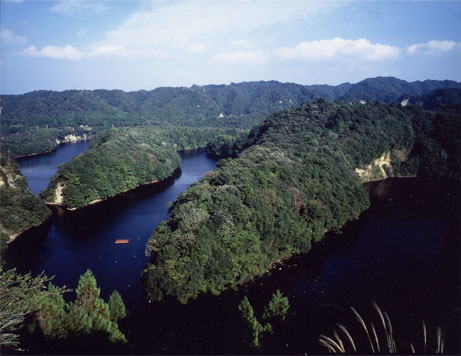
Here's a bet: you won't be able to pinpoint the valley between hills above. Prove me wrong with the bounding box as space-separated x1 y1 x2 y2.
1 77 460 353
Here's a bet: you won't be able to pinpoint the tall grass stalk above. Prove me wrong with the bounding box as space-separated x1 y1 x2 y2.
318 303 445 354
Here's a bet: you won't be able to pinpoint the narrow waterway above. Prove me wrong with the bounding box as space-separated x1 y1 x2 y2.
8 148 216 306
5 144 460 354
17 142 90 195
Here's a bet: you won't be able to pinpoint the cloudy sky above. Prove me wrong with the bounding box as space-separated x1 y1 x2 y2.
1 0 460 94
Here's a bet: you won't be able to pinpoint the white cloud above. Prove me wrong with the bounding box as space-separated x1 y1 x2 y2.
0 27 27 45
230 40 255 49
187 42 208 52
213 50 266 64
213 37 402 65
49 0 109 15
88 45 130 58
31 0 337 62
274 37 400 61
19 35 460 65
19 45 83 60
88 45 169 59
104 0 340 49
19 1 341 63
406 40 458 55
18 44 169 61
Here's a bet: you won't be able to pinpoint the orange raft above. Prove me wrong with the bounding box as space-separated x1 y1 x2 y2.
115 239 129 244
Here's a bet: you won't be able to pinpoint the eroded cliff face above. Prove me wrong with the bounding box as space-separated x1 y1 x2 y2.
0 171 18 189
354 149 410 182
47 182 64 205
0 157 24 189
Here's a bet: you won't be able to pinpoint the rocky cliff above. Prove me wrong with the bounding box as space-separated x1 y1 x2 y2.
354 149 411 182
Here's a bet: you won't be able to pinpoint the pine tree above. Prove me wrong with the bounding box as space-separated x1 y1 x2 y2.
11 269 130 345
238 296 254 320
0 268 67 349
75 269 100 312
37 283 67 338
64 302 91 333
263 289 290 321
238 296 272 347
106 322 127 343
89 298 111 329
108 290 127 321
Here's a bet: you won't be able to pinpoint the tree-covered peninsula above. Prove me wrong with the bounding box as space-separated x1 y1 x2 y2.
143 101 461 304
0 153 51 254
1 126 92 158
41 126 242 209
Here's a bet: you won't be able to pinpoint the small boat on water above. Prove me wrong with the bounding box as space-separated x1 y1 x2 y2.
115 239 129 244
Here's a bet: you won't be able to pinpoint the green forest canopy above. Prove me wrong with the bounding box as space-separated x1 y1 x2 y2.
2 77 460 158
143 101 461 304
41 126 242 208
0 153 51 254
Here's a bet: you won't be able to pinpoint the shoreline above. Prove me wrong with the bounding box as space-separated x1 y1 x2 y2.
5 215 52 246
15 148 58 160
15 139 91 160
361 174 417 184
236 175 459 294
44 147 211 212
46 167 181 212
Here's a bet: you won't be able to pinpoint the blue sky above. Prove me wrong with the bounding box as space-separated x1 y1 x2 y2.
1 0 460 94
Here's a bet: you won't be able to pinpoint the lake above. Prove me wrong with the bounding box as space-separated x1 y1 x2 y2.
5 144 460 354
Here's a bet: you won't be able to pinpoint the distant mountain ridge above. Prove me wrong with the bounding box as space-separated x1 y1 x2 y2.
2 77 460 132
339 77 461 104
402 88 461 110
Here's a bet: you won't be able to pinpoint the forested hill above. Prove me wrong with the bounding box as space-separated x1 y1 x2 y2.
0 153 51 255
41 127 241 209
2 77 460 132
339 77 461 104
143 101 461 304
403 88 461 110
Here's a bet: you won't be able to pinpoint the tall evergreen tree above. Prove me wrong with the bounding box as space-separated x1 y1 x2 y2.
263 289 290 321
238 296 272 347
64 302 90 334
0 268 67 350
37 283 67 338
108 290 127 321
36 270 128 344
75 269 100 312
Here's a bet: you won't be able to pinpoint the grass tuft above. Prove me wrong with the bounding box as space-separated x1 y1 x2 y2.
319 302 446 354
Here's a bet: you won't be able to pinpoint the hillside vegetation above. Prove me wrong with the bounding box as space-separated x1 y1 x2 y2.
404 88 461 111
339 77 461 104
143 101 461 303
2 77 459 131
2 77 459 157
41 127 242 209
0 153 51 254
1 126 92 158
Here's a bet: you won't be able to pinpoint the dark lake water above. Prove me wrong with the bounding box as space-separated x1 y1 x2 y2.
17 142 90 195
5 144 461 354
9 147 216 305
